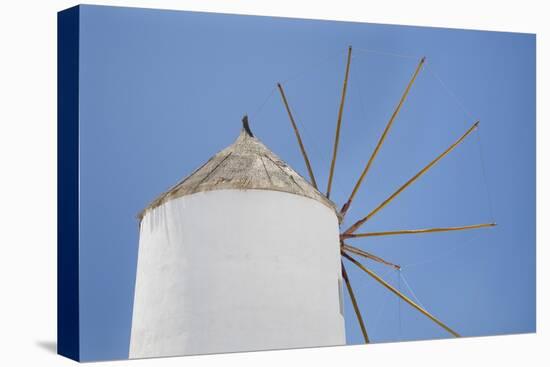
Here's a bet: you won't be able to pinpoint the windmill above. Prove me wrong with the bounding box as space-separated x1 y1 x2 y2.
275 45 496 343
129 45 495 358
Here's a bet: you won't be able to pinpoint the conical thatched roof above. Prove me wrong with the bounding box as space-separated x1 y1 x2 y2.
138 120 339 221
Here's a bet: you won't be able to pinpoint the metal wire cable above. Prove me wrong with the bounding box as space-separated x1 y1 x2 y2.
279 47 347 85
397 269 402 340
353 47 420 60
400 270 427 309
250 85 277 121
425 61 495 222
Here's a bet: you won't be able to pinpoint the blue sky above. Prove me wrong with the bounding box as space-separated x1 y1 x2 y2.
77 5 535 361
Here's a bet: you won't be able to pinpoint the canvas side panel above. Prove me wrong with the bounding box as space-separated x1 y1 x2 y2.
57 5 80 362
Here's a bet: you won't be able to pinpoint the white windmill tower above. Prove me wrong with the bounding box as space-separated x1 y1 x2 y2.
129 117 346 358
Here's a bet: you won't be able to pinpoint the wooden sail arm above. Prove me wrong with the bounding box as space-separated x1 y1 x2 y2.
340 56 426 218
344 121 480 235
342 252 460 338
343 222 496 239
327 46 353 198
341 262 370 343
277 83 318 189
342 243 401 270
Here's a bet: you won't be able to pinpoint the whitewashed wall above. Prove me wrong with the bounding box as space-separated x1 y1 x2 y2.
130 189 345 358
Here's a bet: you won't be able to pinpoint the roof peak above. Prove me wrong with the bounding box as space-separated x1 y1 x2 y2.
241 115 254 137
138 120 339 220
